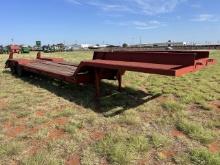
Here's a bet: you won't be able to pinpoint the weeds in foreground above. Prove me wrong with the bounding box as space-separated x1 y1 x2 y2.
0 141 23 157
21 151 62 165
151 133 171 148
190 148 220 165
176 119 216 144
161 100 185 112
63 121 83 134
96 131 150 164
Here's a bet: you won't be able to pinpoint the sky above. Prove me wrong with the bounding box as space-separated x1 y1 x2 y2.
0 0 220 45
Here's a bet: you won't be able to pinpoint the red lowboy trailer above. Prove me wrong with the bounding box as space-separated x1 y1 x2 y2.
5 50 216 97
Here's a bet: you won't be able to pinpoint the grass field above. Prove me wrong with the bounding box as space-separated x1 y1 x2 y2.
0 51 220 165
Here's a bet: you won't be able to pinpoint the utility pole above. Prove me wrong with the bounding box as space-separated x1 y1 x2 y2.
139 36 142 45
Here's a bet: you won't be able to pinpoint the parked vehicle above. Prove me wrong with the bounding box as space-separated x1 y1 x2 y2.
32 46 42 51
3 46 9 54
0 45 3 54
42 45 55 53
21 45 30 53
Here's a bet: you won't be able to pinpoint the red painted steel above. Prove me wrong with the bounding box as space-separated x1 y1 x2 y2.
5 51 216 97
8 45 21 54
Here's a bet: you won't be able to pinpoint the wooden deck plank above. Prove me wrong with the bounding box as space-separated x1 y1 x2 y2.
25 60 78 77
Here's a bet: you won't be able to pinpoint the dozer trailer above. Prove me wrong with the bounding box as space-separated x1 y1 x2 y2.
5 50 216 97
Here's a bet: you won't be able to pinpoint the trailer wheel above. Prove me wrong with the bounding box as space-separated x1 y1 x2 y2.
16 65 23 77
10 66 16 75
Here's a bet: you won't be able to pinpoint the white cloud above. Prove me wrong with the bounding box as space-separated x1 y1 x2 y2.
87 2 133 12
132 0 186 15
191 14 219 22
65 0 186 15
133 20 164 30
105 20 164 30
104 20 129 26
65 0 81 5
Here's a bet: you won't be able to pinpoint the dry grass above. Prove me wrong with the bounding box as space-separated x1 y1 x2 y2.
0 50 220 165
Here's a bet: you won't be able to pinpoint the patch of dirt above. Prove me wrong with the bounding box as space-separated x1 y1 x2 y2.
139 112 151 122
90 131 105 141
100 158 109 165
48 129 65 140
208 141 220 153
26 140 45 155
28 127 39 134
187 104 200 113
78 130 105 148
65 154 81 165
28 145 40 155
137 157 149 165
170 129 185 138
158 150 176 159
210 100 220 112
3 122 26 137
7 160 18 165
138 149 157 165
3 121 12 129
53 117 68 125
35 111 45 117
0 99 8 110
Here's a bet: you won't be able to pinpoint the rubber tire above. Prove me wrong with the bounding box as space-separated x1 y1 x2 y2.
10 66 16 75
16 65 23 77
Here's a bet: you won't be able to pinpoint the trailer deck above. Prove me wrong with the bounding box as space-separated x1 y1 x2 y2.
25 60 77 77
5 51 216 97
